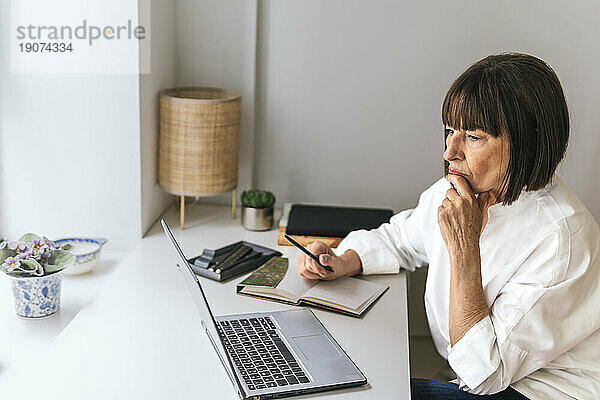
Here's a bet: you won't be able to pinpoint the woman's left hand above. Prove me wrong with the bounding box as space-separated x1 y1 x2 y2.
437 174 489 257
441 174 494 346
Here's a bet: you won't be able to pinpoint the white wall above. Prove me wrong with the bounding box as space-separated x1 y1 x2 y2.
175 0 258 205
251 0 600 336
1 0 180 246
255 0 600 224
0 1 142 250
3 1 597 245
139 0 178 235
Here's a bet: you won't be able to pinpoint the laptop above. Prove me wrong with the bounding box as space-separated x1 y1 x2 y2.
161 219 367 400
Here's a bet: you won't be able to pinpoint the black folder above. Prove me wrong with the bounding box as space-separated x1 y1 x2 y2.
286 204 394 238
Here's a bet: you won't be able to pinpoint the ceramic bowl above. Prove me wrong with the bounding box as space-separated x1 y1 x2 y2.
54 237 107 275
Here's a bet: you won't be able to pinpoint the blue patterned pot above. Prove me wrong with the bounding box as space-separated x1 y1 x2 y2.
10 273 62 318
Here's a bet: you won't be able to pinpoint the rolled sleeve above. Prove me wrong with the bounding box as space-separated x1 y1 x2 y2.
447 315 529 394
448 316 500 390
334 227 405 275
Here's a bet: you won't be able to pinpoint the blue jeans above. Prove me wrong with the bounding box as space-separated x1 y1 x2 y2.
411 379 530 399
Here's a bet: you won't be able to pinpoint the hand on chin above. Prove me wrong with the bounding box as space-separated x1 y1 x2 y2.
438 174 485 254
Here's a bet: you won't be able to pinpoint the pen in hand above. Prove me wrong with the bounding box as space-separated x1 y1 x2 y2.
284 234 334 273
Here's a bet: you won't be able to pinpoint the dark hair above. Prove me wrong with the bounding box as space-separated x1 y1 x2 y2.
442 53 570 206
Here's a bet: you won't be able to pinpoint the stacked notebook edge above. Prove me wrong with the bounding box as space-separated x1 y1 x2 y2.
277 203 343 248
277 202 394 248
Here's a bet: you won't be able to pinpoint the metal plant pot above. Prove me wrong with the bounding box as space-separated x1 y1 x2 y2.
241 206 274 231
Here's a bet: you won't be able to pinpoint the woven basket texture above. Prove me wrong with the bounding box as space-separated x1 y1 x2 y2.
159 87 241 196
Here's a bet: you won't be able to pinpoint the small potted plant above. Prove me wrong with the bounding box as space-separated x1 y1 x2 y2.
0 233 75 318
241 190 276 231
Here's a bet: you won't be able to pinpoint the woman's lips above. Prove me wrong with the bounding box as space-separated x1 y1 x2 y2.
448 168 467 177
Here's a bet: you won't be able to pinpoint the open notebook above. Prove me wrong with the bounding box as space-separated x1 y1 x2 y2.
236 257 388 317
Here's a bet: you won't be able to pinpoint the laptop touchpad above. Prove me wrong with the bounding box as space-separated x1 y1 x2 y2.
293 334 341 360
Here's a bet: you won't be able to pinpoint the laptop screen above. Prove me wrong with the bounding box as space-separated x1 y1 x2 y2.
161 219 242 395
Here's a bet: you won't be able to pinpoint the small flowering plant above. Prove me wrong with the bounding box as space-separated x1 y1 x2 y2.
0 233 75 277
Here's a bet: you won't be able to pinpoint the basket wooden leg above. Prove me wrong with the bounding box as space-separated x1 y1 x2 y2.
232 189 237 219
180 195 185 230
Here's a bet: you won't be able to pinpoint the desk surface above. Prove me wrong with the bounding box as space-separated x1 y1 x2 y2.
0 204 411 399
0 249 127 373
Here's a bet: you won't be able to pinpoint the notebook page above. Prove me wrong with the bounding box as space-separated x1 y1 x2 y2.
302 277 386 310
275 258 319 298
239 286 300 303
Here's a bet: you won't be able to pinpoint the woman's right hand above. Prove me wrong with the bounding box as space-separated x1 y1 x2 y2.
297 241 363 280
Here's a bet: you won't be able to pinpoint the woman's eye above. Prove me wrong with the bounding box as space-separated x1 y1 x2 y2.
468 135 480 141
445 128 454 136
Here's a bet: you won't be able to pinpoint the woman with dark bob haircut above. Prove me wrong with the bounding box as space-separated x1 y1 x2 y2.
298 53 600 399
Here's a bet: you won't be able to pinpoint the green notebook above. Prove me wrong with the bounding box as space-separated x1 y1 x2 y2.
236 257 388 317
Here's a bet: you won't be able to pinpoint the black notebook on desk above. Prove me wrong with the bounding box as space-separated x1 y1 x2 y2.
286 204 394 238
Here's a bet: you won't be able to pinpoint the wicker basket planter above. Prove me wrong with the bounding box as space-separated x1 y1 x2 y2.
159 87 242 229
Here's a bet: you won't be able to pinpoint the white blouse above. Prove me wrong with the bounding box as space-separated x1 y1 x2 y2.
334 174 600 400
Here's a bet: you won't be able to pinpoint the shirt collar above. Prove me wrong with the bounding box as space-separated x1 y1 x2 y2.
487 173 560 218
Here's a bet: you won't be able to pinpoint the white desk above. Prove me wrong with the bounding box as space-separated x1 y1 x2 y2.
0 249 127 374
0 204 411 399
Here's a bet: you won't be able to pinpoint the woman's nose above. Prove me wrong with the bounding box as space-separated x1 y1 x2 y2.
443 134 463 161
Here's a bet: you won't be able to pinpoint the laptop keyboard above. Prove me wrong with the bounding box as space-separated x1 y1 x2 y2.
217 317 311 391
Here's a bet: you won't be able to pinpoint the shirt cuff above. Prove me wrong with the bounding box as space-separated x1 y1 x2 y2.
333 230 399 275
447 315 499 390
